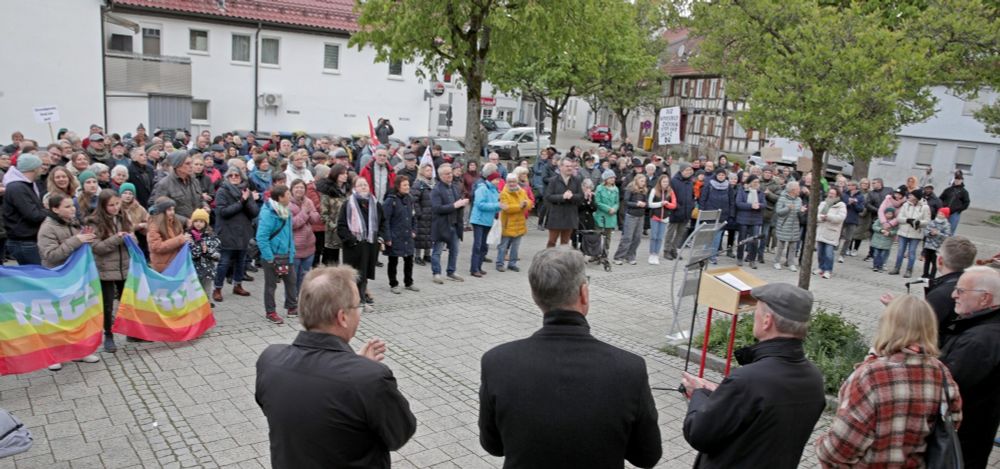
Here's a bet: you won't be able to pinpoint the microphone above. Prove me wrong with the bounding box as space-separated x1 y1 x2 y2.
905 278 928 287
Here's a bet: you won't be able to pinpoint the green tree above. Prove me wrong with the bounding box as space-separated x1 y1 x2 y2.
350 0 516 158
686 0 940 289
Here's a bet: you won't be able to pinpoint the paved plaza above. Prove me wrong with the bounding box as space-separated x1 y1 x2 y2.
2 211 999 468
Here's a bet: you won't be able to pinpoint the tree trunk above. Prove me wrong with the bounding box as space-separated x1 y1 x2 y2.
616 109 629 140
463 59 485 163
797 147 826 290
549 109 560 145
852 158 870 181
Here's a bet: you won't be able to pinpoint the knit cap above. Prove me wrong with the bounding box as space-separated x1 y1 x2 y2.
937 207 950 219
168 150 189 168
118 182 136 195
15 153 42 172
78 170 97 184
191 208 210 224
601 169 616 181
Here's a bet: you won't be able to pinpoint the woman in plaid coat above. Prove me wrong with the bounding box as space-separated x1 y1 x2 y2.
815 295 962 468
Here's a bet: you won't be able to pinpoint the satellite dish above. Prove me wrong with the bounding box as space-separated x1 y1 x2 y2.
678 44 686 57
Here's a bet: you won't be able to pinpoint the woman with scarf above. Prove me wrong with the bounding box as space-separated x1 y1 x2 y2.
699 168 733 264
318 163 351 265
37 193 100 369
412 163 435 265
85 189 134 353
77 170 101 219
212 166 259 302
735 175 766 269
337 177 386 307
250 153 274 195
255 185 296 324
815 187 847 279
288 179 321 292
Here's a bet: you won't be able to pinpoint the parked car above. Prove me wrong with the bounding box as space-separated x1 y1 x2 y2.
409 136 468 161
587 125 612 143
481 117 513 142
488 127 550 160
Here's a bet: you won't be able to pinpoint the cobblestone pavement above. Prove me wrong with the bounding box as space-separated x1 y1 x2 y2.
2 216 999 468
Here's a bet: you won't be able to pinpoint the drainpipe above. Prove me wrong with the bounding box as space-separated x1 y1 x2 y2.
101 2 110 131
253 22 261 133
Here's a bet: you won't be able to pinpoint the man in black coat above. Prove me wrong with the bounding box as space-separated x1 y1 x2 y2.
1 154 47 265
940 174 970 235
126 147 156 209
256 266 416 469
664 162 695 260
430 164 468 283
940 267 1000 469
682 283 825 469
479 248 662 468
863 178 890 260
922 184 943 219
542 157 584 247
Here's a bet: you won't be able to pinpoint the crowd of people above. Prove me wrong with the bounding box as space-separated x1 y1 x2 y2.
3 123 998 467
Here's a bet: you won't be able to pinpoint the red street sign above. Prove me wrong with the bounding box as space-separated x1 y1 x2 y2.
480 96 496 107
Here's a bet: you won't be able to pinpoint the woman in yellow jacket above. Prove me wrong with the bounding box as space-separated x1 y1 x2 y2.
495 173 534 272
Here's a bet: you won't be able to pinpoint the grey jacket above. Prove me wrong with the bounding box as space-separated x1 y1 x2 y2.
150 173 204 218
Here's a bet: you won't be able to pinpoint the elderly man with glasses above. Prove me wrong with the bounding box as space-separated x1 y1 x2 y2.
940 266 1000 468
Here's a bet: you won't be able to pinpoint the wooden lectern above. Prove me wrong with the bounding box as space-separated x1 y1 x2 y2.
696 266 766 378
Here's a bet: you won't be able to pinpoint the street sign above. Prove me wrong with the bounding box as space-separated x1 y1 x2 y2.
432 82 446 96
480 96 496 107
32 105 60 124
658 107 681 145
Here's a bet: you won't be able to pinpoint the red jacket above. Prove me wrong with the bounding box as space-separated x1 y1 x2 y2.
358 160 396 201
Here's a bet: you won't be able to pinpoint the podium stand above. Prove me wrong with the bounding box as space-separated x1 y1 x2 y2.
696 267 766 378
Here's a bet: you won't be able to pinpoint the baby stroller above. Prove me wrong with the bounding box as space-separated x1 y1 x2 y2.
579 229 612 272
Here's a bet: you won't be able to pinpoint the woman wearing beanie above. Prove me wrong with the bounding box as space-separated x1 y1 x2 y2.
84 189 134 353
288 179 321 293
76 170 101 219
118 182 150 260
594 169 619 256
815 187 847 279
318 163 352 265
256 185 297 324
147 197 190 273
37 193 101 369
647 175 677 265
337 178 385 308
469 164 502 277
890 190 931 278
212 166 259 302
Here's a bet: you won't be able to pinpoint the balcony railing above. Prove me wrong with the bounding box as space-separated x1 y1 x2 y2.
105 52 191 96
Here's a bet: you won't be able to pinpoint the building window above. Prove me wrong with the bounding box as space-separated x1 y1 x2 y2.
438 104 450 127
142 27 161 56
388 59 403 76
108 34 133 52
189 29 208 52
914 142 936 167
261 37 280 65
954 146 976 174
232 34 251 62
481 108 492 120
323 44 340 71
192 100 209 121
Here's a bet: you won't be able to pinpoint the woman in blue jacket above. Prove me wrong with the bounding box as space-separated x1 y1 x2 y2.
699 168 733 263
735 175 766 269
469 164 502 277
255 184 296 324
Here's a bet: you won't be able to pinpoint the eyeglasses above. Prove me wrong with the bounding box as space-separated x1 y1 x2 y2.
227 173 241 178
955 287 987 295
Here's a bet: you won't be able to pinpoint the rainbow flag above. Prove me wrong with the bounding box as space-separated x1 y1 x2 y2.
0 247 104 375
113 237 215 342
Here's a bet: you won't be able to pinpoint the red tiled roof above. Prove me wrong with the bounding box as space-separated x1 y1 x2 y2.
661 28 712 77
111 0 358 33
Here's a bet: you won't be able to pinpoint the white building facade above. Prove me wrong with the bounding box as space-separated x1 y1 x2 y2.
869 87 999 211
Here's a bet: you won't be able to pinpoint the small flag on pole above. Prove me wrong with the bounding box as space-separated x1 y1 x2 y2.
367 116 380 153
420 144 436 179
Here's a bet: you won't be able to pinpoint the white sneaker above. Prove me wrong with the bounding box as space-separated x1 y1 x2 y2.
648 255 659 265
628 259 637 265
73 354 100 364
48 363 63 371
813 269 821 275
773 263 782 270
837 256 845 263
789 265 799 272
821 272 831 279
613 259 623 265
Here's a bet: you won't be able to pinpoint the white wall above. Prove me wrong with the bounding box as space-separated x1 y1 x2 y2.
0 0 105 144
869 86 1000 211
107 94 148 136
108 11 473 140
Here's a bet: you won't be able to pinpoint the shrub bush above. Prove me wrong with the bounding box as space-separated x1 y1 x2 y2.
695 308 868 395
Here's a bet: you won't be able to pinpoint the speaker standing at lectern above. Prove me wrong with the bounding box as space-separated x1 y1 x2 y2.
680 283 825 469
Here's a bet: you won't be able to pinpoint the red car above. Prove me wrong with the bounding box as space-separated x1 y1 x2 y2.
588 125 612 143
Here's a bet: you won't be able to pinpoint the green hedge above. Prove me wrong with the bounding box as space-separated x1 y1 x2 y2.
696 308 868 395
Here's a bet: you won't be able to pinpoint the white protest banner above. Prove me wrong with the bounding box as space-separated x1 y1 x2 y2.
658 107 681 145
32 106 60 124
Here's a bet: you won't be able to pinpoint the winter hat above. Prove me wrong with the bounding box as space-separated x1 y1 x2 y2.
191 208 210 225
78 170 97 184
601 169 616 181
632 158 643 167
937 207 950 219
88 133 104 142
486 172 501 182
118 182 136 195
909 190 923 201
677 162 692 173
332 148 348 159
224 166 243 179
210 144 226 153
148 198 176 216
885 206 896 214
168 150 189 168
744 174 759 185
15 153 42 172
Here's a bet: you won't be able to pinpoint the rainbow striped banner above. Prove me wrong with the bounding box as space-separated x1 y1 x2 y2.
0 247 104 375
113 237 215 342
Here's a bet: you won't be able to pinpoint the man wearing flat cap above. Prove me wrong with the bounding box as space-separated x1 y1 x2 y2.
681 282 825 469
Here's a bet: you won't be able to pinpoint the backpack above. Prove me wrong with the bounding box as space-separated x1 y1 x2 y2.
0 408 32 458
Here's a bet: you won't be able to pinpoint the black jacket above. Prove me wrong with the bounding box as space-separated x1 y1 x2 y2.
940 183 970 214
925 270 963 344
213 181 259 250
412 180 434 249
479 310 662 468
924 192 943 219
940 305 1000 469
684 338 825 469
430 181 464 242
2 176 47 241
382 192 415 257
670 172 696 224
127 161 155 209
622 189 648 218
256 331 416 469
864 186 890 214
542 174 584 230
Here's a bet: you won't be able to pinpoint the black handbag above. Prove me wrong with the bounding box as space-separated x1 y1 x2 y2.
268 218 291 279
925 366 963 469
